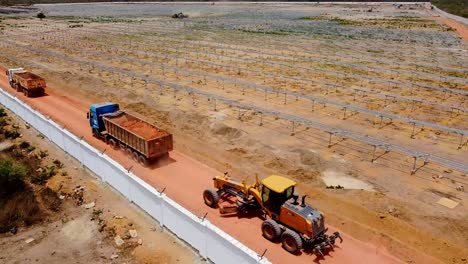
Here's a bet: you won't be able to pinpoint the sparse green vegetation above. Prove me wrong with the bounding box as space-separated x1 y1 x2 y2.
0 159 28 197
53 159 64 169
432 0 468 18
32 165 57 185
38 150 48 159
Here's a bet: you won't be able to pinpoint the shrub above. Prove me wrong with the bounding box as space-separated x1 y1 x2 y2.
19 141 30 149
37 12 46 20
32 165 57 185
40 187 61 212
26 145 36 152
0 190 41 233
0 159 28 197
38 150 48 159
52 159 63 169
5 128 20 139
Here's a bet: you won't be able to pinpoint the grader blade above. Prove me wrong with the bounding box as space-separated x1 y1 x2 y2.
219 204 239 215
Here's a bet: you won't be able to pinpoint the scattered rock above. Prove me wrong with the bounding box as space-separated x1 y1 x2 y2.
25 238 35 244
387 206 395 214
171 12 189 19
113 215 124 219
83 202 95 209
129 229 138 238
114 235 124 246
456 185 464 192
59 195 65 200
110 254 119 259
97 241 102 245
444 169 453 173
326 185 344 189
137 239 143 245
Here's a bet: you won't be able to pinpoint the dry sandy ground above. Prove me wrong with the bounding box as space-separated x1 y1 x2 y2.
0 107 201 264
0 73 407 264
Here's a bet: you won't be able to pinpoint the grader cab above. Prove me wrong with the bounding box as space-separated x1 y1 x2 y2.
203 173 342 256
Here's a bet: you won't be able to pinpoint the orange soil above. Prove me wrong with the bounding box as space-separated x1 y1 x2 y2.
437 16 468 41
0 75 402 264
109 112 168 140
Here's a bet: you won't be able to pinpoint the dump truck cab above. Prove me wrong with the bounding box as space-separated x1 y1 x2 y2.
6 68 25 84
88 102 120 132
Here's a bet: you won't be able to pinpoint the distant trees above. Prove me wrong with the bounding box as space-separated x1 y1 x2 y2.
37 12 46 20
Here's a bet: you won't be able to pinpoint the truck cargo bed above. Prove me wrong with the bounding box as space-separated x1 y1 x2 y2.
102 111 173 160
13 71 46 97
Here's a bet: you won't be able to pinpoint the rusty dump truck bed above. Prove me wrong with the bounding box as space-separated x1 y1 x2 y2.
14 72 46 89
103 111 173 159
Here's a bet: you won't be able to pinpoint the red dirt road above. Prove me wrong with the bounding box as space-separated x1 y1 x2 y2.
0 74 402 264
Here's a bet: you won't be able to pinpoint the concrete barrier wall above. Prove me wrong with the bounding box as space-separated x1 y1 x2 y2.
0 88 270 264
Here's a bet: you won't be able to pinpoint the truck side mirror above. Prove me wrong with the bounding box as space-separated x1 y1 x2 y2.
86 112 89 119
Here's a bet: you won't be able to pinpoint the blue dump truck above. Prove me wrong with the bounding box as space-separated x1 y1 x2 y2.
87 102 173 165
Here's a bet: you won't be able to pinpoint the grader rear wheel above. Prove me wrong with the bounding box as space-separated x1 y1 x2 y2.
203 189 219 208
261 219 281 241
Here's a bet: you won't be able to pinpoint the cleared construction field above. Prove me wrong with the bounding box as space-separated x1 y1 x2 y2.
0 2 467 263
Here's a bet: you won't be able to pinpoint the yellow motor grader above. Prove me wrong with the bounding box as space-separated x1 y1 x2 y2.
203 173 342 256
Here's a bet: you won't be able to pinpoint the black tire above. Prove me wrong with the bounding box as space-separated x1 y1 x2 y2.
132 151 139 162
108 139 118 149
281 230 303 254
92 128 100 138
261 219 281 241
138 155 148 167
203 189 219 208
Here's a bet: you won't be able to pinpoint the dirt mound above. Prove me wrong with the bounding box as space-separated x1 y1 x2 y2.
109 113 168 140
292 148 324 168
211 123 243 140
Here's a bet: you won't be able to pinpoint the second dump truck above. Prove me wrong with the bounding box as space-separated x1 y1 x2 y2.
87 102 173 165
6 68 46 97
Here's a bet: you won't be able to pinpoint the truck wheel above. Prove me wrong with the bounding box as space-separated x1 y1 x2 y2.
92 128 99 138
138 155 148 167
108 139 118 149
261 219 281 241
281 230 302 254
126 147 133 157
203 189 219 208
132 151 139 162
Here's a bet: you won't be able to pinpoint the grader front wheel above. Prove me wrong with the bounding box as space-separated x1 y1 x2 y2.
281 230 303 254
